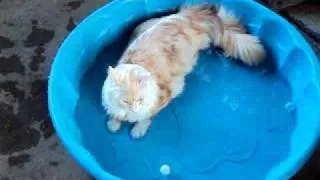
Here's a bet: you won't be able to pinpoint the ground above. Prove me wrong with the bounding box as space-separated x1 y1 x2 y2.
0 0 319 180
0 1 108 179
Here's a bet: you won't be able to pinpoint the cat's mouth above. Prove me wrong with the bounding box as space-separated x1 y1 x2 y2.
127 118 138 123
129 106 139 113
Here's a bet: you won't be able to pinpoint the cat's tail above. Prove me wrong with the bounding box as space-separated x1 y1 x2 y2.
180 5 265 65
217 6 266 66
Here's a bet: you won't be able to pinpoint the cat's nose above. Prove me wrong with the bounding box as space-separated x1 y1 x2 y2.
131 107 138 112
131 104 139 112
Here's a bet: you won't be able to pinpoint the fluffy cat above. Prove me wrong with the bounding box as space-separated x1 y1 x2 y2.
102 4 266 138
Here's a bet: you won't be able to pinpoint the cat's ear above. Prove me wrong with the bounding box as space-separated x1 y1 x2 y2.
108 66 116 77
108 66 122 84
139 75 152 88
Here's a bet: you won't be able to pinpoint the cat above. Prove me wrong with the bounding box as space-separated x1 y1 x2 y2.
101 4 266 139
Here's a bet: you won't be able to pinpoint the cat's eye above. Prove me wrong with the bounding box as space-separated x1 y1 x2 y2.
121 100 129 105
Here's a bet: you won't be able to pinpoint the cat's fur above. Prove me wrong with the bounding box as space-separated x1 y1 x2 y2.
102 5 266 138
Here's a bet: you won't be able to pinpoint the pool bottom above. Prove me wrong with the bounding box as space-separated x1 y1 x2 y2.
75 38 296 179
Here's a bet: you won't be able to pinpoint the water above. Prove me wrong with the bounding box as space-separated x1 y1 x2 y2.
75 34 296 179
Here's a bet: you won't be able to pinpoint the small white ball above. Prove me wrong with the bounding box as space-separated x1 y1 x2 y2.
160 164 171 176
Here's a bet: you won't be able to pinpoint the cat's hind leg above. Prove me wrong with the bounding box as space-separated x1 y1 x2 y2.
216 6 266 65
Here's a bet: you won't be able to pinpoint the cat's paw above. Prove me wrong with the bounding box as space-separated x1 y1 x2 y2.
131 125 147 139
107 119 121 133
131 120 151 139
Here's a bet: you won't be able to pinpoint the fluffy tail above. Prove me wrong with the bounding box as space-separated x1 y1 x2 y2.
217 6 266 66
180 5 265 66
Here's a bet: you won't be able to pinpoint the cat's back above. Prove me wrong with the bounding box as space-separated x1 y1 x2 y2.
132 14 197 52
121 14 201 65
119 11 209 81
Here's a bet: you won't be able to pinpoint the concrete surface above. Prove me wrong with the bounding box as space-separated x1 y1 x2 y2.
263 0 306 10
0 1 108 179
283 1 320 53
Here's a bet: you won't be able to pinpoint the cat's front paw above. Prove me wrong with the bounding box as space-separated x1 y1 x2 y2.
130 120 151 139
131 126 147 139
107 119 121 133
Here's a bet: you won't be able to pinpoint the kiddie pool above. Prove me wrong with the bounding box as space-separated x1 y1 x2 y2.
48 0 320 179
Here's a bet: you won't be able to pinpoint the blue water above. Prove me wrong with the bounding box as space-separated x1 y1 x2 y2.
75 32 296 179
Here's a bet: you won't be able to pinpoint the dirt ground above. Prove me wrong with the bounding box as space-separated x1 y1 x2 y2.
0 1 108 179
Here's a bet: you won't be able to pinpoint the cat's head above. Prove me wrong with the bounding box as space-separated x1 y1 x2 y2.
102 64 159 122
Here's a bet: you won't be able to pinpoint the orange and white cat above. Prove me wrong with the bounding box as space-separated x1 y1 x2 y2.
102 5 265 138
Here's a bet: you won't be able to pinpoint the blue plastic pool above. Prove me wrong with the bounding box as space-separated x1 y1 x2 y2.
48 0 320 179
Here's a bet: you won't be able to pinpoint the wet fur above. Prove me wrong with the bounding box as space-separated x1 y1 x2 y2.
102 4 266 138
